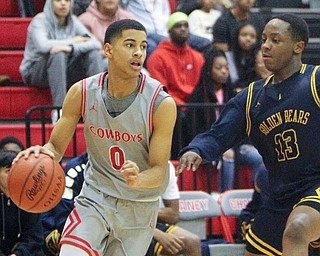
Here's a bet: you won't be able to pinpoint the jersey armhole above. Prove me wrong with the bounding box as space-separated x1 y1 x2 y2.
311 65 320 108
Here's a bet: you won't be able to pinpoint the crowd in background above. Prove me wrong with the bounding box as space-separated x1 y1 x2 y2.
1 0 320 255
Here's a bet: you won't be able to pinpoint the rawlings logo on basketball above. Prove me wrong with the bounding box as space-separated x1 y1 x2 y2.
26 166 47 201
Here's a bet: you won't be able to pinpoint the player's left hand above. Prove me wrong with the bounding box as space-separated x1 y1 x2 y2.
120 160 141 187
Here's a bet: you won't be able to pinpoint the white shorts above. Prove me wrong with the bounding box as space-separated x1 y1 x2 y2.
59 183 159 256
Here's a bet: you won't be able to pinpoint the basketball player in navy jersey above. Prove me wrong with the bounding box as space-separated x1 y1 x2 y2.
14 19 177 256
178 14 320 256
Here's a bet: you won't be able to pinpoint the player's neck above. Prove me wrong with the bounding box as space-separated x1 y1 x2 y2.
106 76 140 98
272 62 302 84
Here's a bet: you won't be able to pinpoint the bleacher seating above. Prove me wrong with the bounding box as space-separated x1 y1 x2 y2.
0 0 45 17
0 50 24 83
0 86 51 120
303 38 320 66
177 191 221 240
0 123 86 158
0 17 31 49
218 189 254 243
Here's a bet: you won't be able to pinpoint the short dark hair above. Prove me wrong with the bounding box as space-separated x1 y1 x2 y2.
273 14 309 46
0 136 24 151
0 150 17 169
104 19 147 45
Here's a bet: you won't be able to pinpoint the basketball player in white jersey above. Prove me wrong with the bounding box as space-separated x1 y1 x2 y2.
14 19 177 256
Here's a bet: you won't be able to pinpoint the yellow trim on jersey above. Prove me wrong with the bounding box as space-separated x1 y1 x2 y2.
293 194 320 209
246 229 282 255
300 63 307 74
245 76 274 136
246 82 254 136
264 75 274 86
311 65 320 108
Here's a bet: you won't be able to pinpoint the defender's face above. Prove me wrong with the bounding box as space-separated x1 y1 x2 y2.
106 29 147 76
52 0 71 18
261 19 296 73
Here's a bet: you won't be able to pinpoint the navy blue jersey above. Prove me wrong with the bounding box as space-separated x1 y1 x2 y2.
180 64 320 203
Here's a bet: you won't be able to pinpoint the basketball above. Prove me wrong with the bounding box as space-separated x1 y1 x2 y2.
7 153 66 213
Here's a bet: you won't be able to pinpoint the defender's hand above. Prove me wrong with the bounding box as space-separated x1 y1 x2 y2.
176 151 202 174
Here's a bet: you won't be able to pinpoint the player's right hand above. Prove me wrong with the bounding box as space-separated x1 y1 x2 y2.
12 145 55 164
176 151 202 174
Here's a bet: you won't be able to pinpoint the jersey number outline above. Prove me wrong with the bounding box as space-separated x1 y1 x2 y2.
274 129 300 162
109 146 125 170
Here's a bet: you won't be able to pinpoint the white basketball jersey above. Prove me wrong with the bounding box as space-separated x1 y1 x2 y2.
81 72 170 201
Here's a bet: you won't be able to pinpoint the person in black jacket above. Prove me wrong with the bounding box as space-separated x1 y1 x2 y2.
0 150 45 256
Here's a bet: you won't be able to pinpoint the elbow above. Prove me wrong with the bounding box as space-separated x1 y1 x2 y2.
166 212 180 225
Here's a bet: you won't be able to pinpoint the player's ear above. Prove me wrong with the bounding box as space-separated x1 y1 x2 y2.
104 43 113 58
293 40 305 54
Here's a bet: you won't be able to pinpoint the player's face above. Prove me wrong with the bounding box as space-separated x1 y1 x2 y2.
211 56 229 84
261 19 297 73
106 29 147 76
52 0 71 18
238 24 258 52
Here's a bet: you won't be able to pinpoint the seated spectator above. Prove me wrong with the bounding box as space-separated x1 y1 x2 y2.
19 0 103 123
188 0 221 41
147 12 205 106
42 153 202 256
78 0 135 70
146 12 205 158
226 22 264 91
186 48 235 192
121 0 212 59
146 161 202 256
176 0 201 15
72 0 91 16
176 0 233 13
0 136 25 152
0 150 45 256
213 0 265 52
254 48 272 80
